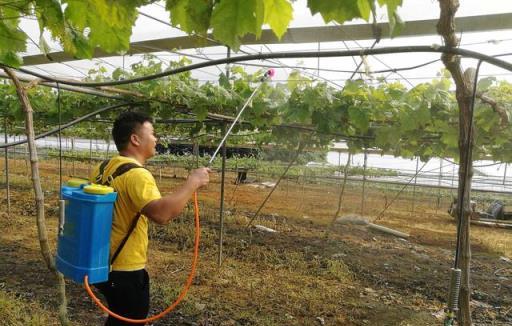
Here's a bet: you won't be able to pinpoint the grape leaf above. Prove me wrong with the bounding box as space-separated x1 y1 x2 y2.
211 0 261 50
64 0 143 54
378 0 404 37
166 0 212 35
477 77 496 93
35 0 65 39
357 0 372 21
0 5 26 66
389 10 404 37
441 129 458 148
348 106 370 132
380 0 402 11
219 73 230 89
263 0 293 38
307 0 360 24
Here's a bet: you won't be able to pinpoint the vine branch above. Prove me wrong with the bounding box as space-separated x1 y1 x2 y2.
476 92 509 127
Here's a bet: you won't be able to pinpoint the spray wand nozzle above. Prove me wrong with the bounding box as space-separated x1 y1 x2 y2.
260 69 275 81
208 69 275 166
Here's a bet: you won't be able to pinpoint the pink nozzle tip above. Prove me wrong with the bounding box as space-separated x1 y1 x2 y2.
267 69 275 78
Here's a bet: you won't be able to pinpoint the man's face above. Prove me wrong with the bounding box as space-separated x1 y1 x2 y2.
134 121 157 159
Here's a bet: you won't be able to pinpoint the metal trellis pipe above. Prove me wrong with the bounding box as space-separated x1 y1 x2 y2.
9 47 512 88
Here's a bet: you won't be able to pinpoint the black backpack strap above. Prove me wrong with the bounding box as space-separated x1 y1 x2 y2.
110 163 144 181
111 212 142 265
95 159 110 184
101 162 145 186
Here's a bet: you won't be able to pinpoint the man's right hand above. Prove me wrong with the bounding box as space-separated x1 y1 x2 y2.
144 167 211 224
188 167 211 189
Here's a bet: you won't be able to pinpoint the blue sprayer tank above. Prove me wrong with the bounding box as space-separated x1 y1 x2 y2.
56 180 117 284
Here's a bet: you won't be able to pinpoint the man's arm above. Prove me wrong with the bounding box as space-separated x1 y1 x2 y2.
142 167 210 225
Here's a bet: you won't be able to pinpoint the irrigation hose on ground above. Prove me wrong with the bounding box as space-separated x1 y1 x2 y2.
84 191 200 324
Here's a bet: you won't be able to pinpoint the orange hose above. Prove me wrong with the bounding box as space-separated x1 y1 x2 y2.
84 191 201 324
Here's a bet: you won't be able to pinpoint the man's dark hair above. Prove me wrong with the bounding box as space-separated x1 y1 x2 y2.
112 111 153 151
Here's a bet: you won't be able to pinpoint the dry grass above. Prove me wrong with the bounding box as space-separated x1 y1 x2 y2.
472 228 512 257
146 210 356 325
1 158 511 325
0 290 52 326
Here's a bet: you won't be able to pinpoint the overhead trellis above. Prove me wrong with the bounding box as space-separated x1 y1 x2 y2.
1 46 512 161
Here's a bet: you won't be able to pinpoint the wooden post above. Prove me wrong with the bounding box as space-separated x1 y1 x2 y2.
105 127 112 159
218 124 227 267
411 157 419 215
88 134 92 177
71 137 75 176
451 161 456 187
297 166 306 211
361 149 368 215
24 136 29 176
57 95 62 187
503 163 507 186
436 158 443 212
328 153 352 230
4 116 10 216
193 141 199 168
218 47 230 267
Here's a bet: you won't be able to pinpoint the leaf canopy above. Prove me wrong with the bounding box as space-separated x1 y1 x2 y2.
2 55 512 163
0 0 404 64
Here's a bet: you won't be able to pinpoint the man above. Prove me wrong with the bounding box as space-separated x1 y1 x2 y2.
90 111 210 325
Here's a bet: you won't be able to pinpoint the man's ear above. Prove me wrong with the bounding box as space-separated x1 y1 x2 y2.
130 133 140 147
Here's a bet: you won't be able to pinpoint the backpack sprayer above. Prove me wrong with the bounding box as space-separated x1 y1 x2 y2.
56 69 275 324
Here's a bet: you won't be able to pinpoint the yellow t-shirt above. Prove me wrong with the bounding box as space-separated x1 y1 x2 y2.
90 155 161 271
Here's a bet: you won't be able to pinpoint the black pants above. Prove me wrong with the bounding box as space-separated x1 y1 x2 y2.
95 269 150 326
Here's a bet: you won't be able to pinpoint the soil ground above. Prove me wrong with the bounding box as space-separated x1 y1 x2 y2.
1 158 511 325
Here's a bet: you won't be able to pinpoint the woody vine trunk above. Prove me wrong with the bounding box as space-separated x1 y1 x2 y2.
437 1 474 324
4 68 70 326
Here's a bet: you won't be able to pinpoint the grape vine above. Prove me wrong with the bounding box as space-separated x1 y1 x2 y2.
2 56 512 163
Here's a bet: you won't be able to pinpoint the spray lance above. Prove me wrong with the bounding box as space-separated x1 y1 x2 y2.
84 68 275 324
